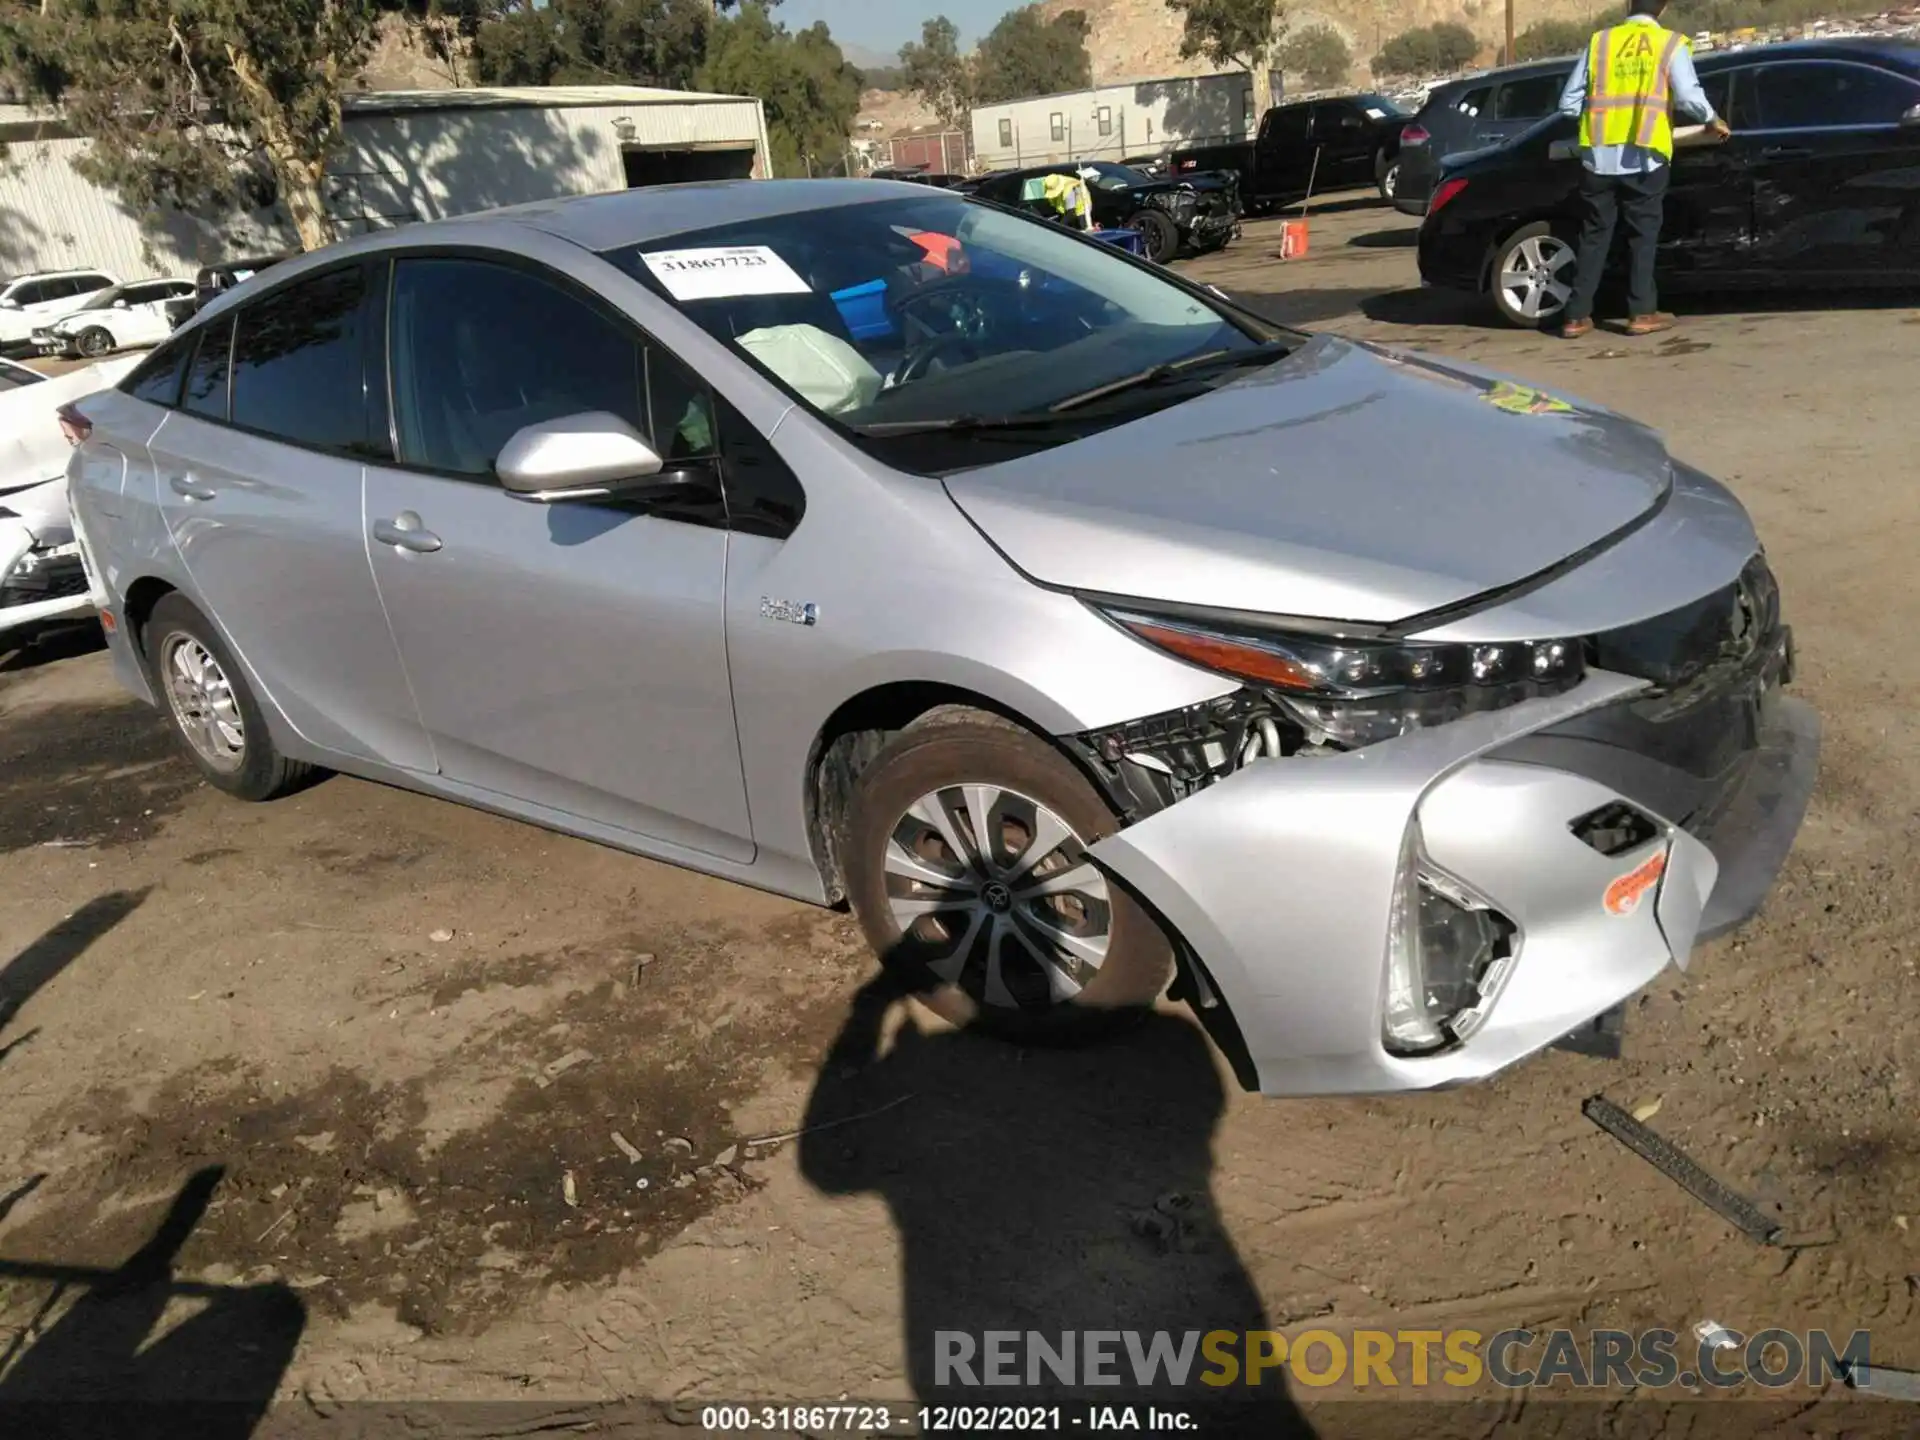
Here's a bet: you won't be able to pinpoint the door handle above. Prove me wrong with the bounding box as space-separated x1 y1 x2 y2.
372 513 443 554
169 473 217 501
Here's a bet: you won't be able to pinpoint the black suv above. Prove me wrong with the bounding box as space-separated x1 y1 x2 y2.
163 254 297 330
1395 59 1578 215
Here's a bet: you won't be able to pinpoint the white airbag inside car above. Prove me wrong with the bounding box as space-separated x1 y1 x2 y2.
738 324 882 415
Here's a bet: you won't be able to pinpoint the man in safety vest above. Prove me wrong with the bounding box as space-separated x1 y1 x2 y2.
1040 171 1093 232
1554 0 1729 337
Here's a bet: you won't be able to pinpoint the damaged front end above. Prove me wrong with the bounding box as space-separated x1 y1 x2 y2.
0 505 93 639
1066 551 1816 1096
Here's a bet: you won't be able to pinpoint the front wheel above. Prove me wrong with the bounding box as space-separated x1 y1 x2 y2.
842 709 1174 1044
1491 222 1578 329
76 327 115 358
1127 209 1180 264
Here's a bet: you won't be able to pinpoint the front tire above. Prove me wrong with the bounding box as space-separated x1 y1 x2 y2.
1490 221 1578 329
1127 209 1180 264
145 594 312 801
843 709 1174 1044
76 327 114 358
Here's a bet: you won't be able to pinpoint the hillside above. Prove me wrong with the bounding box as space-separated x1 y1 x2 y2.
1034 0 1609 85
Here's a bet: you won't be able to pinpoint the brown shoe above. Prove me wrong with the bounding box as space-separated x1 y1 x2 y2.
1625 312 1676 335
1558 317 1594 339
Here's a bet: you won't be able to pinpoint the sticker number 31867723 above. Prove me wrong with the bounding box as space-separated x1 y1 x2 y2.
641 245 813 302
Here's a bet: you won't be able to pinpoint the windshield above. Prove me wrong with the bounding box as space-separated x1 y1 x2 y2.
605 192 1288 473
1077 162 1154 190
1353 93 1409 119
78 284 129 311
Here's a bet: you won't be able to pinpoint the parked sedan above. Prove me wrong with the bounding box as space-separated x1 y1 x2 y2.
33 278 197 357
66 178 1815 1095
1419 39 1920 327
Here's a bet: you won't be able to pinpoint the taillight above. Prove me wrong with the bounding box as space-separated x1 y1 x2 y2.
1401 123 1431 146
1428 177 1469 218
57 401 91 446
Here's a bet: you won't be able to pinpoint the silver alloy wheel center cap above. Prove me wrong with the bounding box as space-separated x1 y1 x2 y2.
983 880 1013 914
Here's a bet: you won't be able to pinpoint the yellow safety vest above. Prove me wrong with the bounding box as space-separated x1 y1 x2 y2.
1041 172 1091 225
1579 22 1687 158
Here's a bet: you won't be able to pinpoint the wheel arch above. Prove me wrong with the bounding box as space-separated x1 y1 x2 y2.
121 574 178 657
802 679 1101 908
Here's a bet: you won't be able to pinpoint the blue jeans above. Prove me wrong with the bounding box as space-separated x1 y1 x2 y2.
1566 164 1669 322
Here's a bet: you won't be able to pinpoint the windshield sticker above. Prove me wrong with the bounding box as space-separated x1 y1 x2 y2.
1484 381 1574 416
641 245 811 302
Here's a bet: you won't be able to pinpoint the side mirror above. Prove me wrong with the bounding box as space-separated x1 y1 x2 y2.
114 298 130 308
496 411 687 505
1903 103 1920 127
0 298 17 310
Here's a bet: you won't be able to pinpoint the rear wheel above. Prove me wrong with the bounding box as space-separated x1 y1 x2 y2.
843 709 1174 1044
1491 222 1578 329
1378 161 1401 204
76 327 114 358
145 594 312 801
1128 209 1180 264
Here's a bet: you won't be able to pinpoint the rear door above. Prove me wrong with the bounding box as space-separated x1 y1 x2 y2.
362 252 753 861
150 263 435 770
1308 101 1376 188
1659 63 1764 279
1744 59 1920 279
1253 104 1312 199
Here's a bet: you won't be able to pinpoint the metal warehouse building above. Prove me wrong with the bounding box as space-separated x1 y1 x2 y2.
969 71 1255 171
0 84 771 284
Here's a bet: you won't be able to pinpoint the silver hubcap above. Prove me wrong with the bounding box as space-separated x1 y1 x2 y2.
885 785 1111 1009
1500 234 1575 320
1383 164 1398 197
161 635 246 772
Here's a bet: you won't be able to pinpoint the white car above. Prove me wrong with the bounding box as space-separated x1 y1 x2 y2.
32 278 197 359
0 269 117 353
0 353 141 642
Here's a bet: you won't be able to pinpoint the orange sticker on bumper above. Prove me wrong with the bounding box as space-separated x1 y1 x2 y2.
1604 850 1668 916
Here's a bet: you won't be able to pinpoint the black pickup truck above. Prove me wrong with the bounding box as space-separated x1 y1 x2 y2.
1171 92 1412 210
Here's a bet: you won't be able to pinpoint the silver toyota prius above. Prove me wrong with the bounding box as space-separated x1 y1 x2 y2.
62 179 1817 1095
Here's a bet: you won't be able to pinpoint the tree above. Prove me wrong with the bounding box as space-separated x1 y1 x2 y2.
1164 0 1285 106
471 0 729 90
1275 25 1349 89
1370 20 1480 77
973 6 1091 106
899 15 971 131
700 2 859 176
1505 17 1590 61
0 0 392 252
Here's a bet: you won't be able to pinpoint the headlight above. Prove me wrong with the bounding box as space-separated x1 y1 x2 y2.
1101 608 1584 748
1383 823 1518 1055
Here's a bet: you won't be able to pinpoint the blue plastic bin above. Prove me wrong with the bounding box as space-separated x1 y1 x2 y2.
830 278 893 341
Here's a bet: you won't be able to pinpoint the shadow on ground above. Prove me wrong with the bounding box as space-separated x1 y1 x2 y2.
0 1166 304 1437
0 889 147 1069
800 976 1316 1433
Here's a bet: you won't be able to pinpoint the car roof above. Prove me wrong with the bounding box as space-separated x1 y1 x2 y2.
491 178 942 253
1694 37 1920 74
1427 57 1579 97
4 268 114 283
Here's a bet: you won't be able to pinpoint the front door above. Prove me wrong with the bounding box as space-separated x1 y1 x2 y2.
1745 59 1920 279
362 253 753 862
151 264 434 770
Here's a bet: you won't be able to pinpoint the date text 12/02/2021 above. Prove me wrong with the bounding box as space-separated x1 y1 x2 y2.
700 1405 1196 1432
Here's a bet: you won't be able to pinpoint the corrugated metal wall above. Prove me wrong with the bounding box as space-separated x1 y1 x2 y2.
0 97 768 282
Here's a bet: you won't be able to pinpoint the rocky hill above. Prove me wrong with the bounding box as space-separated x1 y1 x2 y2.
1035 0 1607 86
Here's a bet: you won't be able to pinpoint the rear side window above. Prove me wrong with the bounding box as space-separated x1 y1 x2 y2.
181 317 234 421
122 338 193 408
1263 105 1310 144
1753 61 1919 129
230 265 369 454
1494 75 1566 120
388 256 643 479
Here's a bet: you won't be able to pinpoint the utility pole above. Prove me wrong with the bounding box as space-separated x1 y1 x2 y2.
1505 0 1516 63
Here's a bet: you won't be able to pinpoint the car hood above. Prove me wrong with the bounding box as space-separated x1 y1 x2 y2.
941 334 1674 627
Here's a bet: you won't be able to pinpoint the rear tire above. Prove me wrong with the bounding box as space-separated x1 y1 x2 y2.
1378 161 1401 204
842 708 1174 1045
144 594 312 801
1128 209 1180 264
1490 221 1579 329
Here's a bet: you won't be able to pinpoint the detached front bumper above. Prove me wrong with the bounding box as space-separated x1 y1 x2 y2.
1091 651 1818 1096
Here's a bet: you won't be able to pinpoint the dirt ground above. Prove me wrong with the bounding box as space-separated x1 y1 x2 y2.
2 195 1917 1435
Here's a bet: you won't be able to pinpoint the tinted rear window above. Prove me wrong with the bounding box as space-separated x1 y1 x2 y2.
182 318 234 422
230 265 369 454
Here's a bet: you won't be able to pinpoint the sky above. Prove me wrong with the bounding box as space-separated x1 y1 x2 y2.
772 0 1011 62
